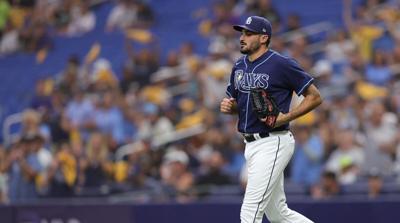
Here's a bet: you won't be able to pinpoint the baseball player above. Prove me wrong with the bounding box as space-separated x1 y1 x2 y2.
220 16 322 223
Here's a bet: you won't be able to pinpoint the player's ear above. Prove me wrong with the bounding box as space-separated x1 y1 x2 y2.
260 35 269 46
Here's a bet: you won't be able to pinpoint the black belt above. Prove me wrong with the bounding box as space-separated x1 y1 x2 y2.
242 132 270 142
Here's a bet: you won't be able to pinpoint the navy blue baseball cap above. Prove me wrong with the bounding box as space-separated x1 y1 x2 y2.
233 16 272 37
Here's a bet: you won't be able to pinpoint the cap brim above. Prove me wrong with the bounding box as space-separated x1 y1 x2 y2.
233 25 259 34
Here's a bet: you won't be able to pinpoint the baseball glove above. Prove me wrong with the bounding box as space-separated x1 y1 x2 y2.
250 88 280 128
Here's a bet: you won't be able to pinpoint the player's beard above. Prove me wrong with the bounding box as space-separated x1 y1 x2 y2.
240 41 261 55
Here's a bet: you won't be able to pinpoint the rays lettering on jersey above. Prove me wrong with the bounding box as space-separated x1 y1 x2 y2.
234 69 269 92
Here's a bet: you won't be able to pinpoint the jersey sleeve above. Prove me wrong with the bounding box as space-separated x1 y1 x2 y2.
282 58 314 95
226 67 238 99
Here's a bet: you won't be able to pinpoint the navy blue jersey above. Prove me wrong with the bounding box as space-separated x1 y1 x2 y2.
226 49 314 134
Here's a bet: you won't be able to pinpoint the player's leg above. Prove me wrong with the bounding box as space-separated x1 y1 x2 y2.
240 133 292 223
265 172 313 223
264 132 313 223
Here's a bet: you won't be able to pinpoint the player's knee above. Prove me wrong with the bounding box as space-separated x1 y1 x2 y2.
265 204 291 223
266 213 283 223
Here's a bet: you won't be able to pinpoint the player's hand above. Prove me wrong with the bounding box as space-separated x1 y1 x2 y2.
261 112 288 127
220 98 236 114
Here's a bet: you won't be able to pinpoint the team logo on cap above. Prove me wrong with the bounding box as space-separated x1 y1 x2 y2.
246 17 252 24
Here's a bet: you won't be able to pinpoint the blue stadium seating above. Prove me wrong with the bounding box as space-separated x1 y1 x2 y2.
0 0 356 142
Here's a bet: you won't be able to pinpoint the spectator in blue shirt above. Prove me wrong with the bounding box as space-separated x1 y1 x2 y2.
2 136 45 203
65 87 94 129
64 87 95 142
365 49 392 86
90 91 124 146
290 124 324 187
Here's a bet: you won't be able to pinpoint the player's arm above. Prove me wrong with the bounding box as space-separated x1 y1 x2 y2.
275 84 322 127
221 66 239 115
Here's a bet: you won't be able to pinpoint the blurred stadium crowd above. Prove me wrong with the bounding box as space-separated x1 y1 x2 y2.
0 0 400 205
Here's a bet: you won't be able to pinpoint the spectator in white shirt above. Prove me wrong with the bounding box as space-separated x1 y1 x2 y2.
106 0 137 32
67 2 96 36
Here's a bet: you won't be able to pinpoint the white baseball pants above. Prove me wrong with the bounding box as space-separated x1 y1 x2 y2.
241 131 313 223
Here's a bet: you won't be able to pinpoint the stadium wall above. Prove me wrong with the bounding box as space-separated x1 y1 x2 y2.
1 200 400 223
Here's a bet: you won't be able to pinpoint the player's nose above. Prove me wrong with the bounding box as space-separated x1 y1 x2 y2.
239 34 245 41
